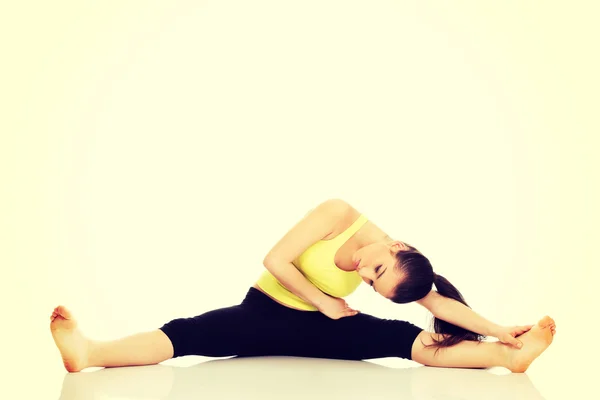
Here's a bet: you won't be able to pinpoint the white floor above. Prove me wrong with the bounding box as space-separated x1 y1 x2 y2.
19 352 578 400
3 311 591 400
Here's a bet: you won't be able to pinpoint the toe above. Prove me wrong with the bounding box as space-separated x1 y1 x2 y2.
56 305 72 319
539 316 554 328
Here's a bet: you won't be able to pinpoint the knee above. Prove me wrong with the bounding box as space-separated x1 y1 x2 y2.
417 331 446 346
410 331 449 364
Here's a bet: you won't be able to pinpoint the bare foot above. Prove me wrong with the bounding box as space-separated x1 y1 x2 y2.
50 305 91 372
506 316 556 373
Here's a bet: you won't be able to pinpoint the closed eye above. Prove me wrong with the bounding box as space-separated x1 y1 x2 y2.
369 265 383 289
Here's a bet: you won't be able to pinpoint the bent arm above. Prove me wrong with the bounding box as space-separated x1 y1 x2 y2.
263 258 330 308
262 198 352 309
417 291 500 337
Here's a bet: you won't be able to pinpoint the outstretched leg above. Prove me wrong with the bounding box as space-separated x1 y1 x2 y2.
50 301 259 372
50 305 174 372
411 316 556 372
50 287 290 372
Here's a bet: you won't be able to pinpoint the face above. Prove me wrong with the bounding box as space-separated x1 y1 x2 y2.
351 240 409 299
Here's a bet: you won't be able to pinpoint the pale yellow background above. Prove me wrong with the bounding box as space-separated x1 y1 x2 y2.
1 1 598 399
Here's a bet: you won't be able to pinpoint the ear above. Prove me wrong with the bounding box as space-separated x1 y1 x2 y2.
390 241 410 252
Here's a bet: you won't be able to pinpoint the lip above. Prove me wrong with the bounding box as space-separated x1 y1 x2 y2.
354 259 361 268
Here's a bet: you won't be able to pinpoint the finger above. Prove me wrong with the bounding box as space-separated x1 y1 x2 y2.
514 326 530 336
519 324 533 332
521 325 534 332
506 336 523 349
514 325 529 334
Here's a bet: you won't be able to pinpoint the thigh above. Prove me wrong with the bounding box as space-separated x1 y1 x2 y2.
159 304 249 358
159 303 306 358
294 311 424 361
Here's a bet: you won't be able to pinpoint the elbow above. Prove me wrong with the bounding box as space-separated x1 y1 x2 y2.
263 255 281 269
263 256 272 268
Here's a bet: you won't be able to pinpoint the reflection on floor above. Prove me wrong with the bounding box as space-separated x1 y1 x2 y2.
57 356 547 400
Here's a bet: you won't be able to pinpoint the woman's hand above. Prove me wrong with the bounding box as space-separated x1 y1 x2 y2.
316 295 360 320
493 325 534 349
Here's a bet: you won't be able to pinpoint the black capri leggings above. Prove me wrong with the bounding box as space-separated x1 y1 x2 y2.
159 287 424 361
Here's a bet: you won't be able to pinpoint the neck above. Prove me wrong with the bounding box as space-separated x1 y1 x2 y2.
356 228 395 250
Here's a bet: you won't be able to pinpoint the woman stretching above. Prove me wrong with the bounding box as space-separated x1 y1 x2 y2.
50 199 555 373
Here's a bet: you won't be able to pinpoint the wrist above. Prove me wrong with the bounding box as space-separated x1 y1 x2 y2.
486 323 502 337
311 293 330 310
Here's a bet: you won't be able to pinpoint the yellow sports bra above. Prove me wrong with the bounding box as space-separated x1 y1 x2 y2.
255 214 368 311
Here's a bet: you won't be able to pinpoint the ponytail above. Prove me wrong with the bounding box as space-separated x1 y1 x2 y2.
391 247 485 352
429 273 485 350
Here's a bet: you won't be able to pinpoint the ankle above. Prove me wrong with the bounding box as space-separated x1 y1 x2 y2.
495 341 512 369
85 339 101 368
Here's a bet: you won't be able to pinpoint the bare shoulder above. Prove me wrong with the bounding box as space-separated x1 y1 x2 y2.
263 198 355 265
317 199 363 239
302 198 354 218
319 198 354 215
314 198 361 227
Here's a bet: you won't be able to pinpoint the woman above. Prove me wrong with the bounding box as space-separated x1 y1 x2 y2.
50 199 555 373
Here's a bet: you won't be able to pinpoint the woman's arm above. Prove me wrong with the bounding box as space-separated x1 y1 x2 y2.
418 290 533 348
263 259 331 307
262 199 351 310
417 291 500 336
